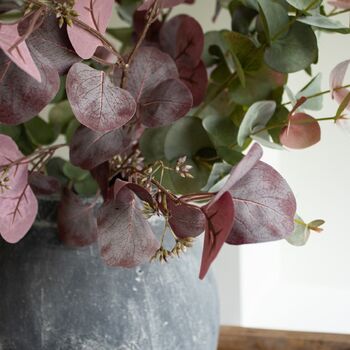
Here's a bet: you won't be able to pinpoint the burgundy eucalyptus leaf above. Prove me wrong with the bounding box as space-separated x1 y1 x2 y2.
159 15 204 69
28 172 61 196
114 47 192 127
0 49 60 125
138 0 193 10
0 134 28 198
179 61 208 107
66 63 136 132
91 162 110 200
215 143 263 200
97 186 160 267
0 22 41 81
67 0 114 59
115 46 178 99
279 113 321 149
70 125 131 170
139 78 193 127
0 185 38 243
226 163 296 245
57 188 98 247
166 197 205 239
26 14 81 75
199 192 235 280
329 59 350 110
114 179 155 207
159 15 207 106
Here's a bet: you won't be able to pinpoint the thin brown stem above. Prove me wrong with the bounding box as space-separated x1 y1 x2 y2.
121 0 160 88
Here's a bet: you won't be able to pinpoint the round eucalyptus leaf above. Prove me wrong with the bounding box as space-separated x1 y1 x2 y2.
24 116 57 146
286 215 310 246
63 162 89 182
74 174 99 197
264 22 318 73
139 126 170 164
65 118 80 143
203 115 238 147
164 117 213 161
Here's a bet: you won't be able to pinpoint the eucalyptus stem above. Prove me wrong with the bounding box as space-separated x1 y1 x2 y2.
121 0 160 88
327 8 350 17
282 83 350 106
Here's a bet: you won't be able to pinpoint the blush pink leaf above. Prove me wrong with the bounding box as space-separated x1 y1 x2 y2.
0 134 28 198
0 22 41 82
279 112 321 149
67 0 114 59
66 63 136 132
0 185 38 243
329 59 350 110
199 192 235 279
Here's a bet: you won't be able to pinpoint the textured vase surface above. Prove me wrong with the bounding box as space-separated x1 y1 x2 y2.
0 197 220 350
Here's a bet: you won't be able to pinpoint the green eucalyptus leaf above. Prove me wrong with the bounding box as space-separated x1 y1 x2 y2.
65 118 80 143
251 130 284 149
74 174 99 197
169 159 211 194
107 27 133 43
164 117 213 161
237 100 276 146
298 13 350 33
216 146 244 165
51 76 67 104
267 105 289 143
46 157 69 185
139 126 170 164
49 100 75 136
63 162 89 182
257 0 289 41
265 22 318 73
116 0 140 23
202 162 232 192
0 124 22 142
286 215 310 246
285 0 321 10
295 73 323 111
202 115 239 147
24 117 56 146
229 65 287 105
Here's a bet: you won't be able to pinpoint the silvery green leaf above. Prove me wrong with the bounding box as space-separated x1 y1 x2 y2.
251 130 284 150
297 13 350 33
286 215 310 246
237 100 276 146
295 73 323 111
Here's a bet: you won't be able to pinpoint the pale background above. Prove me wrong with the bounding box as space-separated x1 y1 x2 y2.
102 1 350 333
164 0 350 334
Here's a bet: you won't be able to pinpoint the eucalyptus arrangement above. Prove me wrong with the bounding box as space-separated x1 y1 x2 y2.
0 0 349 279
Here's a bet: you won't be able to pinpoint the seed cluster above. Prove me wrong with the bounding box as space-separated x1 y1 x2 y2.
0 168 10 194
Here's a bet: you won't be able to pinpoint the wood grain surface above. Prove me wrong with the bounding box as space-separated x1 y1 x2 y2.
218 326 350 350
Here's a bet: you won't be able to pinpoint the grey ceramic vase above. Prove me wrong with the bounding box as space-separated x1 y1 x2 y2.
0 197 220 350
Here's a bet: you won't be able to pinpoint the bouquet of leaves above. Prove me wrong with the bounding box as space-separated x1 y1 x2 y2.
0 0 349 278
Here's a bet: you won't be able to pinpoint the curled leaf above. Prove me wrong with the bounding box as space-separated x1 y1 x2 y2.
279 112 321 149
66 63 136 132
329 60 350 111
199 192 235 279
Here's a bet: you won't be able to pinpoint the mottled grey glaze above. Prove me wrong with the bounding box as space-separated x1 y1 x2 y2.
0 197 220 350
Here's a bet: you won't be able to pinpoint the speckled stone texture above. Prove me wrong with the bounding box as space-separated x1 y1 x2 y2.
0 197 220 350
